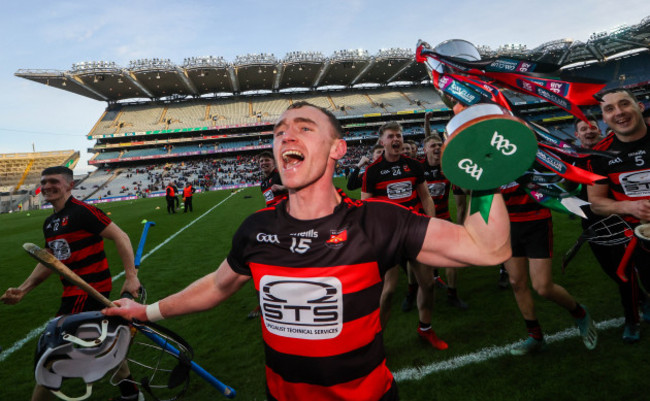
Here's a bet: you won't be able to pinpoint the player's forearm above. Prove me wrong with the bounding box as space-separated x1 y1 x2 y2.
18 263 53 293
114 231 137 278
417 184 435 217
462 193 511 265
589 196 632 217
159 266 249 318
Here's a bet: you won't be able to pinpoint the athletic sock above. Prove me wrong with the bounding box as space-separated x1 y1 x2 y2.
570 303 586 319
119 376 139 398
407 282 418 296
419 321 431 331
525 319 543 341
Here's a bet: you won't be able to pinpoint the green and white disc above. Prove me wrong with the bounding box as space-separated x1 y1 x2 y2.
442 104 538 190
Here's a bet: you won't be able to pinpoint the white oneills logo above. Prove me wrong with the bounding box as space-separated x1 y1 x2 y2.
490 131 517 156
458 159 483 181
260 275 343 340
256 233 280 244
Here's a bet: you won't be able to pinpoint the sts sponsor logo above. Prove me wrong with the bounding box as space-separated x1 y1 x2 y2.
620 169 650 197
387 181 412 199
260 275 343 340
48 239 71 261
427 182 446 197
263 189 274 203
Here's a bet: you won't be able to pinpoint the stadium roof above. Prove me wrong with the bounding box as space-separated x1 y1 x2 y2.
14 15 650 103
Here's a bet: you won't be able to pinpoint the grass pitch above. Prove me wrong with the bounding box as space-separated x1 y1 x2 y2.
0 178 648 400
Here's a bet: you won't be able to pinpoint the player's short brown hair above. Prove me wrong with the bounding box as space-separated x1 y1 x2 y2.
423 134 442 146
42 166 73 182
378 121 403 138
258 151 274 160
286 101 343 139
595 87 639 103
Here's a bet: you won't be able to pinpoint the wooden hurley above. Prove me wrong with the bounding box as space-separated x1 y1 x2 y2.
23 243 116 308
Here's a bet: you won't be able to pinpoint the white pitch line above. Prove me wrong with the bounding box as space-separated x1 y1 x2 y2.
0 190 241 363
393 317 624 382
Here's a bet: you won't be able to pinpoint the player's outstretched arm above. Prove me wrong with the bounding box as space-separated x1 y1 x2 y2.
588 182 650 220
1 263 53 305
417 192 511 267
103 259 250 321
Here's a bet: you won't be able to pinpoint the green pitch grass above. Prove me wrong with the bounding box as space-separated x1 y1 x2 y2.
1 178 647 400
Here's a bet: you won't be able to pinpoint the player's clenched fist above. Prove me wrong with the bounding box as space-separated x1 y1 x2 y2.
1 288 26 305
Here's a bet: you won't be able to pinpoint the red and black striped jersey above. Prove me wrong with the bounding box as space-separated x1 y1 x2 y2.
589 130 650 224
43 197 112 297
227 189 429 401
362 155 426 211
261 169 288 206
422 161 452 220
500 181 551 222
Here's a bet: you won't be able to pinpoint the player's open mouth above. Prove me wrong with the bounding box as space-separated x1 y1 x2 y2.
391 143 401 150
615 117 631 126
282 150 305 168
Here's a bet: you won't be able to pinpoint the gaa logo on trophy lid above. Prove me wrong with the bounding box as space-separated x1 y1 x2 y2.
442 104 538 191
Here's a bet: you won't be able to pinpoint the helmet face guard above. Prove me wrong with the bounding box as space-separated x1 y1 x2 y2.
34 311 131 401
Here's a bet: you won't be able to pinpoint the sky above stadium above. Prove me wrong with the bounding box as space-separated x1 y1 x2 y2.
1 0 649 174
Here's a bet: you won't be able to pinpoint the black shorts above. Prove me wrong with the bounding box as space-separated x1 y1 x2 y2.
57 291 111 316
510 218 553 259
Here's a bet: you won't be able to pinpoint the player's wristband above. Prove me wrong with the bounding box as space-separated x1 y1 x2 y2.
145 301 164 322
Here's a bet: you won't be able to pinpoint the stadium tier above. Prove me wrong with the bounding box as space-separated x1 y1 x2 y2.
0 150 79 212
9 15 650 208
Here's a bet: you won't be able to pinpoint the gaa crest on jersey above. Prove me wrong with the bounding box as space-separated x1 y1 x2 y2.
48 239 71 261
620 169 650 197
260 275 343 340
387 181 412 199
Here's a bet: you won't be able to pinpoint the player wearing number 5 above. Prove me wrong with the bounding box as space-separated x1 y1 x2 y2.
588 88 650 342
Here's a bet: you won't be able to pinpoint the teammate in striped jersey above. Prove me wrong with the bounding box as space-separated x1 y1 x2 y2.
588 88 650 342
501 180 597 355
1 166 142 401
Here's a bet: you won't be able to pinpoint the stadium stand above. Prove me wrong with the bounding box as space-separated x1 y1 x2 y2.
8 15 650 208
0 150 79 212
